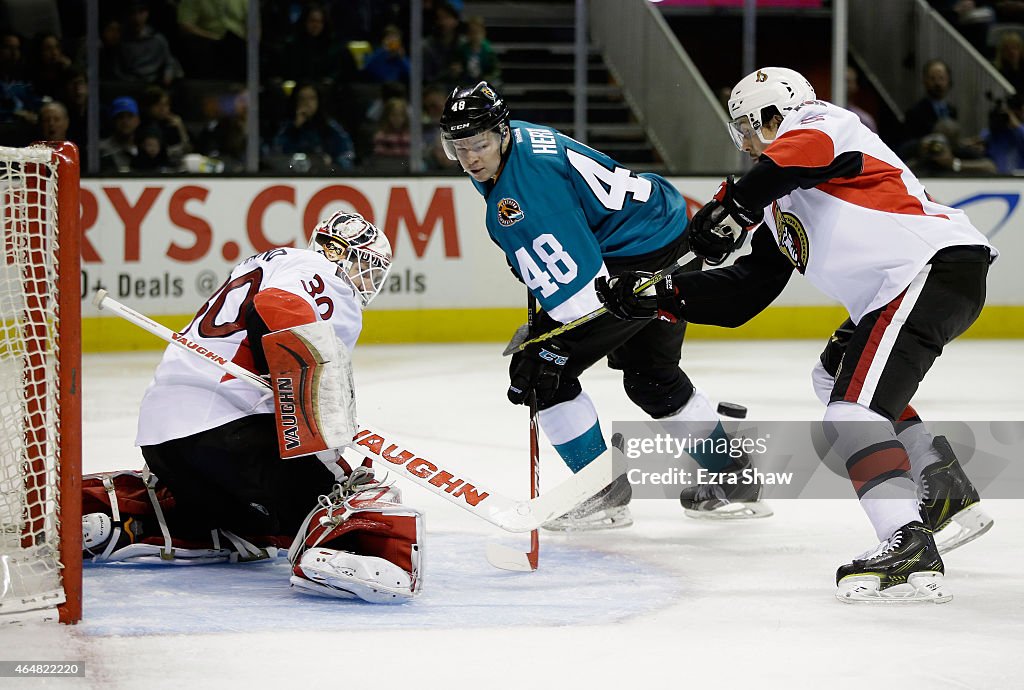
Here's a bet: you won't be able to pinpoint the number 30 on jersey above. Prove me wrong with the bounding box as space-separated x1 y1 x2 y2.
514 234 578 297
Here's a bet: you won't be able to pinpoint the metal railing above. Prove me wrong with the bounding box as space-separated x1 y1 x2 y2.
589 0 738 174
849 0 1015 137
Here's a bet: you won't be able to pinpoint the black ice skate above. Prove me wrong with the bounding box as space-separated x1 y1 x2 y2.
918 436 993 554
835 521 950 604
678 452 773 520
543 434 633 532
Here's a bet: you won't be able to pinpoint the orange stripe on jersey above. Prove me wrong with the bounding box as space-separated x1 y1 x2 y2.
844 291 903 404
253 288 317 331
847 446 911 494
817 155 950 219
763 128 836 168
221 337 258 384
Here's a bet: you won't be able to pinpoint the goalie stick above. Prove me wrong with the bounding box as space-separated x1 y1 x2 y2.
92 289 621 534
486 291 542 572
502 250 698 356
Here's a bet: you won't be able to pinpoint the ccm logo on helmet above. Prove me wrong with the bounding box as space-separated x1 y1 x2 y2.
450 123 470 130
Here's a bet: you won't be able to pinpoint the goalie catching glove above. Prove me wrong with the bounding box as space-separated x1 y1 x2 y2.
595 272 684 323
687 176 763 266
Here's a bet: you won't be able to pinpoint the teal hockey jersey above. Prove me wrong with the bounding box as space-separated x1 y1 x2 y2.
471 120 688 323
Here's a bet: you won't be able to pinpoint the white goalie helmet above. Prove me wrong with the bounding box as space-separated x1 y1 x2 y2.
726 67 816 149
309 211 393 307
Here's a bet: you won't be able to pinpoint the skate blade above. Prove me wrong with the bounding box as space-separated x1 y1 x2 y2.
935 503 994 555
485 543 537 571
542 506 634 533
684 501 774 520
835 572 952 604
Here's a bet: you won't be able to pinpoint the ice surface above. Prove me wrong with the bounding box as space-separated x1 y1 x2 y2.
2 341 1022 689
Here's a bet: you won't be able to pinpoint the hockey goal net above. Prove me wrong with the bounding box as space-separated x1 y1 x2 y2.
0 142 81 624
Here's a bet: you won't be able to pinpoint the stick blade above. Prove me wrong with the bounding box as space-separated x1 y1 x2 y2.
502 323 531 357
485 542 537 572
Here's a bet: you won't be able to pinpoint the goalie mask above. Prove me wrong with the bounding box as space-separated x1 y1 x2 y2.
438 81 509 161
310 211 393 307
726 67 816 149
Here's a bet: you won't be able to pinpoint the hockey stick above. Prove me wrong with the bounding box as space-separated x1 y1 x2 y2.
486 292 541 571
502 250 698 356
92 290 621 534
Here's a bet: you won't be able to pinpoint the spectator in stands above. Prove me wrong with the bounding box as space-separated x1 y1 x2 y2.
132 124 172 172
195 88 248 172
423 2 463 90
99 96 141 173
63 69 88 147
907 118 998 175
272 82 355 170
422 83 459 171
370 96 411 170
982 93 1024 173
116 0 183 86
29 33 72 101
276 2 357 86
903 59 958 149
140 85 191 165
98 17 123 81
845 65 878 133
38 100 69 141
362 25 410 84
0 32 39 145
459 16 500 86
177 0 248 81
993 30 1024 93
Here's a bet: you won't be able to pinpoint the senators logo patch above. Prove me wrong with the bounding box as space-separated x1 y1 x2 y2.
497 198 525 226
772 204 809 273
756 70 768 83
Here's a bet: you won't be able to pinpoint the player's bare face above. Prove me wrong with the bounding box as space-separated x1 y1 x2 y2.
453 130 504 181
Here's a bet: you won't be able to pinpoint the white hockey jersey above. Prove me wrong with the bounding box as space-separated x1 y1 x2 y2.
759 100 996 322
135 248 363 446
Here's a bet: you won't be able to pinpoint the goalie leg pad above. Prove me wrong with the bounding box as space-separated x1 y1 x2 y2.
264 321 357 459
289 484 423 603
82 470 280 564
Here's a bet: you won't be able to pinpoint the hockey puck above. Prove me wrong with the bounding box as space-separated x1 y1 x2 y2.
717 402 747 419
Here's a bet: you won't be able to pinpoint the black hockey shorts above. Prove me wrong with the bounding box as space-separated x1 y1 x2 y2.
535 246 702 417
827 246 991 421
141 414 337 539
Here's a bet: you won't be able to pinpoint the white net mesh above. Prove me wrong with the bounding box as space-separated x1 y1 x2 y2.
0 145 66 620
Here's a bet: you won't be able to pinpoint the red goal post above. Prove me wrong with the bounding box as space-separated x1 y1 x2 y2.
0 142 81 624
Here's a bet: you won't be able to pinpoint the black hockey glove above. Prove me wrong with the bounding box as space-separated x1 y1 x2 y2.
507 340 569 406
688 176 763 266
595 272 684 323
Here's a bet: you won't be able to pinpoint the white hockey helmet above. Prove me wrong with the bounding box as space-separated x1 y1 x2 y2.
726 67 816 149
309 211 393 307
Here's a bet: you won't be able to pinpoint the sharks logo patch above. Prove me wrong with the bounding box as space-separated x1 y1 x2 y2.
497 198 525 226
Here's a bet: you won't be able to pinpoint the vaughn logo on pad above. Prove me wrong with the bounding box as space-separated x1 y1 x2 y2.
264 322 356 459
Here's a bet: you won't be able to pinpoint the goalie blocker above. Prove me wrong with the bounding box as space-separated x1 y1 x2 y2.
264 321 357 459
